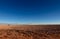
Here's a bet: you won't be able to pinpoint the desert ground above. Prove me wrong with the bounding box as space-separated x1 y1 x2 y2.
0 24 60 39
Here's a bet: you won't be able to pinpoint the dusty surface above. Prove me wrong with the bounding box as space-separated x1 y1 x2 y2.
0 25 60 39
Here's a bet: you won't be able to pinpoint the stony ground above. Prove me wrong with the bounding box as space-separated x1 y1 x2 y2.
0 25 60 39
0 28 60 39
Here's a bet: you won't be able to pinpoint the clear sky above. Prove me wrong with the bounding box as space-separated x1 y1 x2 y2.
0 0 60 24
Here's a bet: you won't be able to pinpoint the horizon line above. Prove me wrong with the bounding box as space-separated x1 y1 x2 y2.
0 23 60 25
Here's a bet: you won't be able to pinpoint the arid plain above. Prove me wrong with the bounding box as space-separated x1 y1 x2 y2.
0 24 60 39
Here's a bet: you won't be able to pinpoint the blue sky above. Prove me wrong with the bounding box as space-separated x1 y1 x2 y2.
0 0 60 24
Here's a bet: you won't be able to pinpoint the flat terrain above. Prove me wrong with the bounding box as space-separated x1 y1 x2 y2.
0 24 60 39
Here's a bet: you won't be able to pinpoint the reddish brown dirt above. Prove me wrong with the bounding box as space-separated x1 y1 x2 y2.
0 25 60 39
